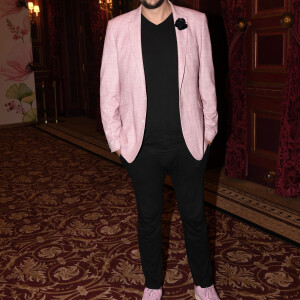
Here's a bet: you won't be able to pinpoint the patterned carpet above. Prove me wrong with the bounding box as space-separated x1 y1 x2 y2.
0 126 299 300
36 122 300 244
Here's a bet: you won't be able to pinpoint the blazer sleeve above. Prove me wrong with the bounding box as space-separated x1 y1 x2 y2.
100 20 121 153
198 14 218 143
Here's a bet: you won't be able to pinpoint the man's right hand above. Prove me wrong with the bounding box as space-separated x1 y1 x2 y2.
115 149 121 157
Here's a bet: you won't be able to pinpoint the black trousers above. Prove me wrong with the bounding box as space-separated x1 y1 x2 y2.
120 142 213 289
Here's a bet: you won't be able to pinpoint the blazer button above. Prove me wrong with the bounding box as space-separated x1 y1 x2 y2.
141 120 145 124
143 96 147 100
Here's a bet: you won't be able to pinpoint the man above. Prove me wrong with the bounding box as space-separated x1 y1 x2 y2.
100 0 220 298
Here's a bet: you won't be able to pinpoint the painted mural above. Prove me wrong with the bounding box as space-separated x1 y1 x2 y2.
0 0 37 125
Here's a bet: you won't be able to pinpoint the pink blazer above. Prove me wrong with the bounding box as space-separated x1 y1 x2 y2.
100 0 218 163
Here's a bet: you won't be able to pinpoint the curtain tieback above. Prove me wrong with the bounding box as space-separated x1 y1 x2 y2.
228 22 251 64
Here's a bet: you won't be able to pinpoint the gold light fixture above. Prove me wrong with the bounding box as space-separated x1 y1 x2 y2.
28 1 40 23
28 2 34 11
33 5 40 16
99 0 113 19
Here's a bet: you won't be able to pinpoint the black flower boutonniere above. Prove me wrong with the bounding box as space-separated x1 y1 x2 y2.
175 18 188 30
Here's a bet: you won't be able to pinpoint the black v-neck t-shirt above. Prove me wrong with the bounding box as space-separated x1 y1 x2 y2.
141 12 185 152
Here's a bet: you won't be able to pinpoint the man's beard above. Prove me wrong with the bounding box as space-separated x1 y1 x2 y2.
140 0 165 9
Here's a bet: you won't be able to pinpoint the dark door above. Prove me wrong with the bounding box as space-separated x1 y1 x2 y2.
246 0 292 187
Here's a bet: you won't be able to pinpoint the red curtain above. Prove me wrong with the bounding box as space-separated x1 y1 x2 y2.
45 0 63 79
220 0 248 179
275 0 300 197
88 0 108 133
44 0 64 114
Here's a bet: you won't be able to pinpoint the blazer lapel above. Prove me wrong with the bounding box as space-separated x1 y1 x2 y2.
128 1 188 94
169 0 188 93
128 5 146 93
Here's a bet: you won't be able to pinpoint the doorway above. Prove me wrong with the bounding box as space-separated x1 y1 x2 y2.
245 0 292 187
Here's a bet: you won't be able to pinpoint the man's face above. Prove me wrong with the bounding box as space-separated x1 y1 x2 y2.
140 0 165 9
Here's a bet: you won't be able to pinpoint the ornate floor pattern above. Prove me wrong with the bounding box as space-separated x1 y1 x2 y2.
203 180 300 244
0 126 299 299
36 123 300 244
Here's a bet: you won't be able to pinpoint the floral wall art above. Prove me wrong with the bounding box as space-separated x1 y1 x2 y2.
0 0 37 125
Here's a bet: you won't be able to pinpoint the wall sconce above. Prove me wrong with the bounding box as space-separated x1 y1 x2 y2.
28 1 40 23
99 0 113 19
34 5 40 16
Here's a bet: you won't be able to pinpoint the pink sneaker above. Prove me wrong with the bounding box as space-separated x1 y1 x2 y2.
194 284 220 300
142 287 162 300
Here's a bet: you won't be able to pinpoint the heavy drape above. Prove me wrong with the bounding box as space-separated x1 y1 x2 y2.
44 0 63 114
45 0 63 80
220 0 248 179
88 0 108 133
275 0 300 197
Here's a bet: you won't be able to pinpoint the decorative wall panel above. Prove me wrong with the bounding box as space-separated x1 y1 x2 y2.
254 112 281 154
0 2 37 125
256 33 284 66
257 0 285 12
